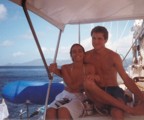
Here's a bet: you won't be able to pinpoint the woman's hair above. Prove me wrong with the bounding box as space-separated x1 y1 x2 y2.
70 44 85 61
91 26 108 40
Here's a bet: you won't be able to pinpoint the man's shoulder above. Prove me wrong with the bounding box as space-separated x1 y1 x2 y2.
85 49 94 57
106 48 121 63
85 50 93 62
106 48 119 56
86 49 93 54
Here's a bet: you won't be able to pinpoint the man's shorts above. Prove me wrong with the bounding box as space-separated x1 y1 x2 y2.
95 86 126 115
103 86 125 101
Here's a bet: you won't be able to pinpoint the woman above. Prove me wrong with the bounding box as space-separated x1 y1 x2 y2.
46 44 96 120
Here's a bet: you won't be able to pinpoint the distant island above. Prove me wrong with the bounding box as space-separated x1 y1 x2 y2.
2 58 132 69
3 58 72 66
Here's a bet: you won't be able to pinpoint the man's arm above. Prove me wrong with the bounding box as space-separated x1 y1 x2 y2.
114 53 144 101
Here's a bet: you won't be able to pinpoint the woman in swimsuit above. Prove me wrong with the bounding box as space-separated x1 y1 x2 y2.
46 43 96 120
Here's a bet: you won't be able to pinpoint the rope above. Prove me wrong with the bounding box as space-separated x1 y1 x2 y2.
78 24 81 44
123 20 144 61
122 38 135 62
109 21 112 34
119 20 130 41
116 21 119 42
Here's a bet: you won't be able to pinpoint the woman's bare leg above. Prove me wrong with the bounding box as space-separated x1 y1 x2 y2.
46 108 57 120
58 107 72 120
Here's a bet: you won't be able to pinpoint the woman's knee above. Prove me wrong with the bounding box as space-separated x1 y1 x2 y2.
46 108 57 119
58 107 71 119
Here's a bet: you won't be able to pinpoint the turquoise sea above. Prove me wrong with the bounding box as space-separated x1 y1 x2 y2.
0 66 62 119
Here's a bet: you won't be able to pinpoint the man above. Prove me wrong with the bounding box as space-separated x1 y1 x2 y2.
83 26 144 120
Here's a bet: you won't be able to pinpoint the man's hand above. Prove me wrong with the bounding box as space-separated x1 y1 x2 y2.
86 74 100 83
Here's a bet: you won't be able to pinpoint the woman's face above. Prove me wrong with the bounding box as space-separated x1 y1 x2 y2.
71 45 85 62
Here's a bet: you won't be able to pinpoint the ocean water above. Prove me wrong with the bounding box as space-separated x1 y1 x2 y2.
0 66 62 119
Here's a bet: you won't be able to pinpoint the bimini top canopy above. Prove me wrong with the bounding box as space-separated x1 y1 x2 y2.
11 0 144 30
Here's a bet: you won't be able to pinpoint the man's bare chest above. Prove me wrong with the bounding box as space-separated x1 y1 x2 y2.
90 56 114 72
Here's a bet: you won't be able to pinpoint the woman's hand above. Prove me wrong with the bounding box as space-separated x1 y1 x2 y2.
49 63 58 73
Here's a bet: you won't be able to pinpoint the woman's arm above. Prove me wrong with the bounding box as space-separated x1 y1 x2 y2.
49 63 62 77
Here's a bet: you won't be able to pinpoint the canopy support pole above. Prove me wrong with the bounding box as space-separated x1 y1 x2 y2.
43 30 62 120
21 0 52 79
21 1 62 120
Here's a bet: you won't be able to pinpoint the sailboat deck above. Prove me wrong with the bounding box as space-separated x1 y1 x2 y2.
77 114 144 120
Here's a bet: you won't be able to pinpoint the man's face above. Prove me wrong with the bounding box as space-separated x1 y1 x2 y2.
91 32 106 50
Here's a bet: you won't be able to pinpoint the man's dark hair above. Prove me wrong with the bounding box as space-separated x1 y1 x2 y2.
91 26 108 40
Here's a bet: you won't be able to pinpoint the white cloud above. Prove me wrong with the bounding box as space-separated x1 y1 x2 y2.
0 4 7 20
81 37 93 51
13 51 25 57
21 31 33 40
106 33 133 55
60 46 70 53
42 46 54 54
43 31 133 60
42 46 56 53
42 46 49 53
0 40 13 47
49 46 71 59
41 46 56 58
47 38 93 59
20 31 45 41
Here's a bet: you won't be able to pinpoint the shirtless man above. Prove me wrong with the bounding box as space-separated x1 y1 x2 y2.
46 44 95 120
83 26 144 120
48 26 144 120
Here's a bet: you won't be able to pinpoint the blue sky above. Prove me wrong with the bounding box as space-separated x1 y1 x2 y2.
0 0 136 65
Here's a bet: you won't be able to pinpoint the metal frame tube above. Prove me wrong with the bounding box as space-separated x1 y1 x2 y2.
22 0 52 79
21 1 63 120
43 30 62 120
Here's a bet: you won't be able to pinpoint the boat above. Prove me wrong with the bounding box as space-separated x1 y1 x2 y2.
128 19 144 91
3 0 144 119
